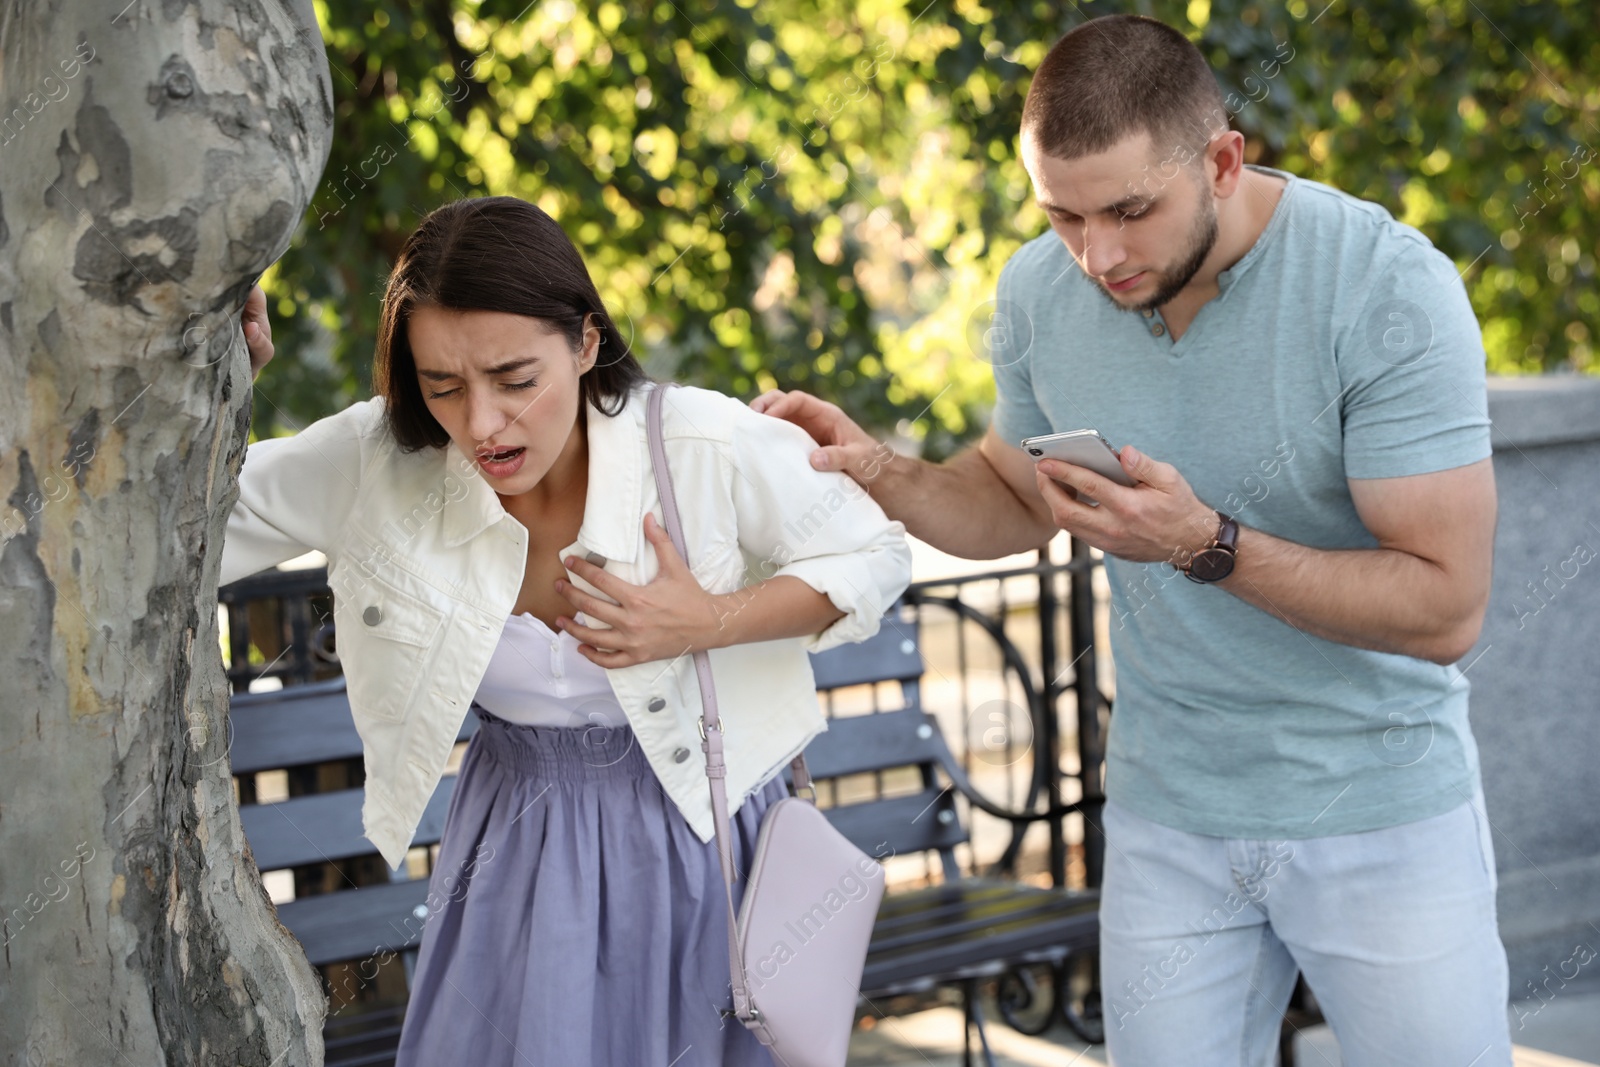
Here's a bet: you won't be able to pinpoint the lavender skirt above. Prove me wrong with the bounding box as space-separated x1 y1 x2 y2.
394 705 785 1067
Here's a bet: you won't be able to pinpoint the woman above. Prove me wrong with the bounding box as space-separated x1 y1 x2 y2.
224 196 912 1065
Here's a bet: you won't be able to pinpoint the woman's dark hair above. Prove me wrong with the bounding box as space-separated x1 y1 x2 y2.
374 195 650 452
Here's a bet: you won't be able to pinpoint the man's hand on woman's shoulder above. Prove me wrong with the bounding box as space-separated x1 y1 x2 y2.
748 388 890 485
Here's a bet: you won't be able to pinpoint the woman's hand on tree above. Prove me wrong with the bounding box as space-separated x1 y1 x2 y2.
241 284 274 379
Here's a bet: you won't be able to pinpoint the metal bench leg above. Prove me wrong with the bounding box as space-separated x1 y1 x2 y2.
961 979 1000 1067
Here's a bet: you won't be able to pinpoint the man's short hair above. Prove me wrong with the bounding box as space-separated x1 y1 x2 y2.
1021 15 1227 166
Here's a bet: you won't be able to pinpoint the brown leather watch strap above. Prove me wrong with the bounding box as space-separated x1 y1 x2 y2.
1182 511 1238 584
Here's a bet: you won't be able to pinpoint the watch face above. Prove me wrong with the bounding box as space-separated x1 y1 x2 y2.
1189 547 1235 582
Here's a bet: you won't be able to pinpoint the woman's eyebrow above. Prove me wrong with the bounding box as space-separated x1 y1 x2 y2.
417 356 540 382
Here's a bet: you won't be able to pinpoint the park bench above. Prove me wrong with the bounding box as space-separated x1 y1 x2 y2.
228 598 1103 1067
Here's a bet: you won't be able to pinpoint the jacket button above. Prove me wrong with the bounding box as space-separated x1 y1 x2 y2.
362 605 382 626
647 697 666 713
673 747 690 763
584 551 607 567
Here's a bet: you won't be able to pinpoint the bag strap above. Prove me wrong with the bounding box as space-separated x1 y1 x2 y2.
644 382 812 1026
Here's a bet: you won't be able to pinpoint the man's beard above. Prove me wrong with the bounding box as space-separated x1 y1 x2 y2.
1093 196 1219 314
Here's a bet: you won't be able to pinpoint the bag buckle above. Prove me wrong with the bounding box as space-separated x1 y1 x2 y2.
697 715 724 742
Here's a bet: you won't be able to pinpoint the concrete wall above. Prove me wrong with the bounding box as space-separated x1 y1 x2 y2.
1473 376 1600 1001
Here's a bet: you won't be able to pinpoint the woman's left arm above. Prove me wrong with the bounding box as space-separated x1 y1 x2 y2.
705 574 848 648
554 401 913 665
718 403 914 653
556 514 852 663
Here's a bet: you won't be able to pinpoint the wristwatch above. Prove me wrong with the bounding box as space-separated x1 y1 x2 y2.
1182 511 1239 584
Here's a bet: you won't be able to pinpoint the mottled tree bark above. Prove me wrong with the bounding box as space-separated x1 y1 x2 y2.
0 1 332 1063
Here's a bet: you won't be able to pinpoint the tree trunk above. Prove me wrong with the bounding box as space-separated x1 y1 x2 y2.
0 2 332 1063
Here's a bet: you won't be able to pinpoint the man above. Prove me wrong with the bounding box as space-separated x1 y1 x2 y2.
753 14 1510 1066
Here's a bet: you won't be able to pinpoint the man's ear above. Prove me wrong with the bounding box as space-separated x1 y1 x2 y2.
1207 130 1247 198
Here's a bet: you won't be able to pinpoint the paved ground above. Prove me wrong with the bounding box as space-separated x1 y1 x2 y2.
845 984 1600 1066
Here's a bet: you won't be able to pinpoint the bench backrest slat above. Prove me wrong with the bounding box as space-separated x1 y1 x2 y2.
241 779 459 871
229 678 477 775
822 788 966 859
802 706 947 781
277 881 431 967
807 622 923 690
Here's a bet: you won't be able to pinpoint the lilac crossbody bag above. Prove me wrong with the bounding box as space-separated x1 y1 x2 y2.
646 382 886 1066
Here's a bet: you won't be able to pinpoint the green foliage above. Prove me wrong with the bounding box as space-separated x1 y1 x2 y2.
253 0 1599 456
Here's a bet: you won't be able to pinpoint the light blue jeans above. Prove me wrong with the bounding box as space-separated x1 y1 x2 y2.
1099 787 1512 1066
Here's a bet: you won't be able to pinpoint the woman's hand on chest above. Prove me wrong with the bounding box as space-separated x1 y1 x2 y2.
553 513 729 667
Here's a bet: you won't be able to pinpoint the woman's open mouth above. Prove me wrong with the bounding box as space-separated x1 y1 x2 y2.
476 446 526 477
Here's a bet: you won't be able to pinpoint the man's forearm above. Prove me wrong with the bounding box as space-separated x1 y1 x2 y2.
1216 526 1485 665
866 447 1057 559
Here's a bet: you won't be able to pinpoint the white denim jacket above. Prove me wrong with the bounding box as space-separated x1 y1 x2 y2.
221 382 912 869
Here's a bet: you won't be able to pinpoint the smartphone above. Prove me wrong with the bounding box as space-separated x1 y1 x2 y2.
1020 429 1135 506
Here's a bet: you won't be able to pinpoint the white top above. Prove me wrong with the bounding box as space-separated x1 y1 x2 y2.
471 612 626 728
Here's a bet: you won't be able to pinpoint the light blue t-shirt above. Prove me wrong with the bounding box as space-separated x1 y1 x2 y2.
990 165 1492 838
